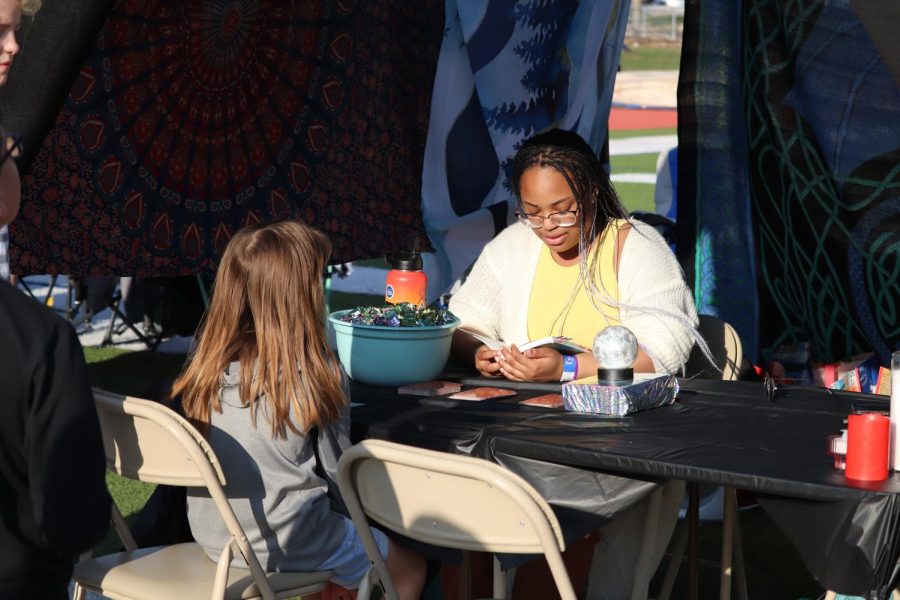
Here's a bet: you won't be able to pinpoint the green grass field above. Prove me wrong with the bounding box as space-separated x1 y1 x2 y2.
609 152 661 213
610 152 659 173
609 135 673 214
613 181 656 213
619 45 681 71
609 126 676 140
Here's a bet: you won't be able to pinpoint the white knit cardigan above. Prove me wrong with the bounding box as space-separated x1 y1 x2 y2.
448 220 699 374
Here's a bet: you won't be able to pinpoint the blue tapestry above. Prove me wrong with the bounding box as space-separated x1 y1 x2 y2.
421 0 630 294
744 0 900 365
676 1 760 361
680 0 900 366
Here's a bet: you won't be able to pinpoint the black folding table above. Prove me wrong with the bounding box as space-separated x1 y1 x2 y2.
350 376 900 598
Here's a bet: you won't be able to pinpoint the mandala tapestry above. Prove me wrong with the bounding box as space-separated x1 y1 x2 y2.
10 0 441 276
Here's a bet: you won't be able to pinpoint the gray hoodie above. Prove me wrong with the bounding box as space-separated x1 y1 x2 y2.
186 361 351 571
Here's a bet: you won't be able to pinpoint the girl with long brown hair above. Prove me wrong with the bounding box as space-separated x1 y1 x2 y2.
173 220 425 599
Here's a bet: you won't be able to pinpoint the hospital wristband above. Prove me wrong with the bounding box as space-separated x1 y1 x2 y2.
560 355 578 382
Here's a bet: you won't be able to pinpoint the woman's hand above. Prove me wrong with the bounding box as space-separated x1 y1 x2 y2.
474 345 503 378
498 346 564 382
452 330 502 377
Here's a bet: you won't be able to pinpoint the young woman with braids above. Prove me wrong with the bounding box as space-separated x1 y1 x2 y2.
449 128 700 383
448 129 697 599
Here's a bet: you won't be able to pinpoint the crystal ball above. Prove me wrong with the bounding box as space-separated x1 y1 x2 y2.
592 326 638 369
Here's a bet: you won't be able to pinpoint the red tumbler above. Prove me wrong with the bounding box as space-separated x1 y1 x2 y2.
845 412 890 481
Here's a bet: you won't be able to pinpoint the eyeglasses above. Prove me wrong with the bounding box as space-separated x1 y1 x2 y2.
515 209 579 229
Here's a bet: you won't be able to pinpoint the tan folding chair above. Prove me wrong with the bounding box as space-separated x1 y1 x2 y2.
685 314 744 381
337 439 577 600
661 314 747 600
72 390 333 600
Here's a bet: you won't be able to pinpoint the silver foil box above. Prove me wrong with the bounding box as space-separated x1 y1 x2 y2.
562 375 679 416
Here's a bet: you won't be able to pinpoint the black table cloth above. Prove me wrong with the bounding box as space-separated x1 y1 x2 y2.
349 380 664 547
350 376 900 597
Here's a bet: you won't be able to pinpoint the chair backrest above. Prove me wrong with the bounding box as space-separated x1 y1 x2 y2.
685 314 744 381
91 389 275 597
93 389 226 487
338 439 576 599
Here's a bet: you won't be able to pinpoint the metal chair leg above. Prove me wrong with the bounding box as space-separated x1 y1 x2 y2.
657 518 688 600
687 482 700 600
44 273 57 306
719 487 737 600
72 582 86 600
357 566 378 600
657 484 748 600
632 486 663 600
733 502 748 600
493 555 507 599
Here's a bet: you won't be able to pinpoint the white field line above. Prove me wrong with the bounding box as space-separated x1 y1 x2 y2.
609 134 676 156
610 173 656 184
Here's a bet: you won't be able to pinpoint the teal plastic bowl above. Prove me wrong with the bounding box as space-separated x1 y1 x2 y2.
328 310 460 386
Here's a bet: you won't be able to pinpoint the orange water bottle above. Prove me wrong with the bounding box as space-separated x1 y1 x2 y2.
385 249 427 308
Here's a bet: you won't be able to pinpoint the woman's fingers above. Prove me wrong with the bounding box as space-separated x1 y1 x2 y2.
499 347 532 381
499 364 525 381
499 346 563 382
475 345 502 377
477 359 502 376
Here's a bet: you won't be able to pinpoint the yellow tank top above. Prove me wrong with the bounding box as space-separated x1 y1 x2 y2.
527 220 623 349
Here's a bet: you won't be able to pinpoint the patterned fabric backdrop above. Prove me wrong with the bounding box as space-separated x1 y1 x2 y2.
680 0 900 365
744 0 900 364
9 0 442 276
421 0 630 295
676 0 759 361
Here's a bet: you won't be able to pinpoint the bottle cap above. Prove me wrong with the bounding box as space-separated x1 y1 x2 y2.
386 250 423 271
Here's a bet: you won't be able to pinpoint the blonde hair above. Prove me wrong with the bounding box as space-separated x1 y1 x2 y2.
173 220 346 438
21 0 41 16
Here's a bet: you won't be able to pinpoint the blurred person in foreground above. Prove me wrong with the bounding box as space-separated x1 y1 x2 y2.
0 1 111 597
0 0 28 279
